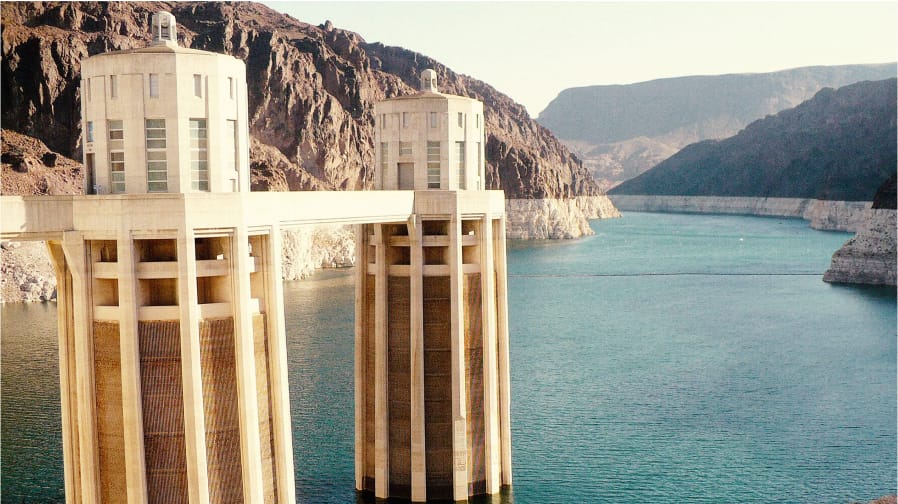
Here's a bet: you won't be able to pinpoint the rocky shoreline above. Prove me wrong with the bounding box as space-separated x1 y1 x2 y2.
608 195 871 232
824 209 897 286
506 195 620 239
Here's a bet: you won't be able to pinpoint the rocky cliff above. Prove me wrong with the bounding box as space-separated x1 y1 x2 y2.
610 79 897 201
1 1 610 235
824 176 897 286
538 64 896 189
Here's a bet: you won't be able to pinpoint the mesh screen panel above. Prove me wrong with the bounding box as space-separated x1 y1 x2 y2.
139 320 189 503
422 276 452 500
199 317 243 503
94 321 127 502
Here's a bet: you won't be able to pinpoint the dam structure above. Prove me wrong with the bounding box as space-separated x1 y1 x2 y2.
0 12 511 504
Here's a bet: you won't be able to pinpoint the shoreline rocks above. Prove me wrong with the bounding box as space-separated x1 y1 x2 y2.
506 195 621 239
824 209 897 286
608 194 871 232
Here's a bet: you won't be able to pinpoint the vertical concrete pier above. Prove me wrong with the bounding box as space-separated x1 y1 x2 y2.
355 71 513 502
53 12 295 503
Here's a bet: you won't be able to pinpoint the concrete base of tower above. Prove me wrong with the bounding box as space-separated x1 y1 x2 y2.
354 191 513 502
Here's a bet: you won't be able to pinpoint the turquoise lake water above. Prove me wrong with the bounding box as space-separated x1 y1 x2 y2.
2 212 895 503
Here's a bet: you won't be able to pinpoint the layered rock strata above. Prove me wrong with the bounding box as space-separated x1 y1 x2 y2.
608 195 871 232
823 209 897 286
506 196 620 239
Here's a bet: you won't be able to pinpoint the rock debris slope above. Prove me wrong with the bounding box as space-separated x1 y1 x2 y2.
1 1 616 239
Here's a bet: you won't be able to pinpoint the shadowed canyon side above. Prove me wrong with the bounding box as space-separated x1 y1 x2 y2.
537 63 897 189
608 78 897 227
0 1 616 239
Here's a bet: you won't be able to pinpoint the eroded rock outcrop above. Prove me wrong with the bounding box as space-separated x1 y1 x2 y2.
824 176 897 286
823 209 897 286
506 196 620 239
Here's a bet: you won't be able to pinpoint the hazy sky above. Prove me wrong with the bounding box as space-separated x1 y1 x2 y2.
264 2 897 117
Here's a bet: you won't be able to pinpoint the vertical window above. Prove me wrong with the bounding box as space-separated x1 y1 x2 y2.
402 112 409 128
381 114 386 129
430 112 437 128
456 141 466 190
228 77 235 99
399 142 413 156
457 112 463 128
86 121 94 143
427 141 440 189
85 78 91 102
477 142 482 189
145 119 167 192
149 74 159 98
108 120 125 193
190 119 208 191
225 119 237 179
380 142 388 183
476 114 480 129
193 74 202 98
110 75 118 99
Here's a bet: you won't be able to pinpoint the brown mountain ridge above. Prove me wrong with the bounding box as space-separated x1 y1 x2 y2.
1 1 601 200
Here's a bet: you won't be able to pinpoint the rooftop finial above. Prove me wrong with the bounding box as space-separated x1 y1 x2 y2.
420 69 438 93
151 12 177 47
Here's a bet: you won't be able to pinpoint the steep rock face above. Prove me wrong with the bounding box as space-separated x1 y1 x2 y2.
610 79 897 201
823 209 896 286
824 175 897 286
1 1 603 205
506 196 620 239
538 64 897 188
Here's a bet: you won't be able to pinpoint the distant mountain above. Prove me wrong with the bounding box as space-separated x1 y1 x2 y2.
537 64 897 188
609 79 897 201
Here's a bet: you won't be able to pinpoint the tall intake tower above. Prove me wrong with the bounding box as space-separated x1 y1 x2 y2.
64 12 295 503
355 70 513 501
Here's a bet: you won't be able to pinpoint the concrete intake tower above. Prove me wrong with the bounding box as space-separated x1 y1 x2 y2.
0 12 512 503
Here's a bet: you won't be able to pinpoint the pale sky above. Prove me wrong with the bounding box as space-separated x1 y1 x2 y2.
263 2 898 117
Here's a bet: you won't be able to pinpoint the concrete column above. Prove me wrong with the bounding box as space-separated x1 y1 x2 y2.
407 215 427 502
480 216 502 493
47 241 83 504
264 224 297 504
232 226 265 502
61 231 100 503
495 216 513 485
117 234 149 503
373 224 390 498
353 224 367 491
447 215 469 500
176 229 211 504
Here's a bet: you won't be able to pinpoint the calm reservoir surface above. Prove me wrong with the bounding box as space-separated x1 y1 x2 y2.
2 212 895 503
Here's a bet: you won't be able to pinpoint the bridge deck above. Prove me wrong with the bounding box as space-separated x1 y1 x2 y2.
0 190 505 240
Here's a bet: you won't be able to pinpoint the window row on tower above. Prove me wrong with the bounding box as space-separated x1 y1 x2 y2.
83 118 238 194
83 73 239 101
378 111 482 130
